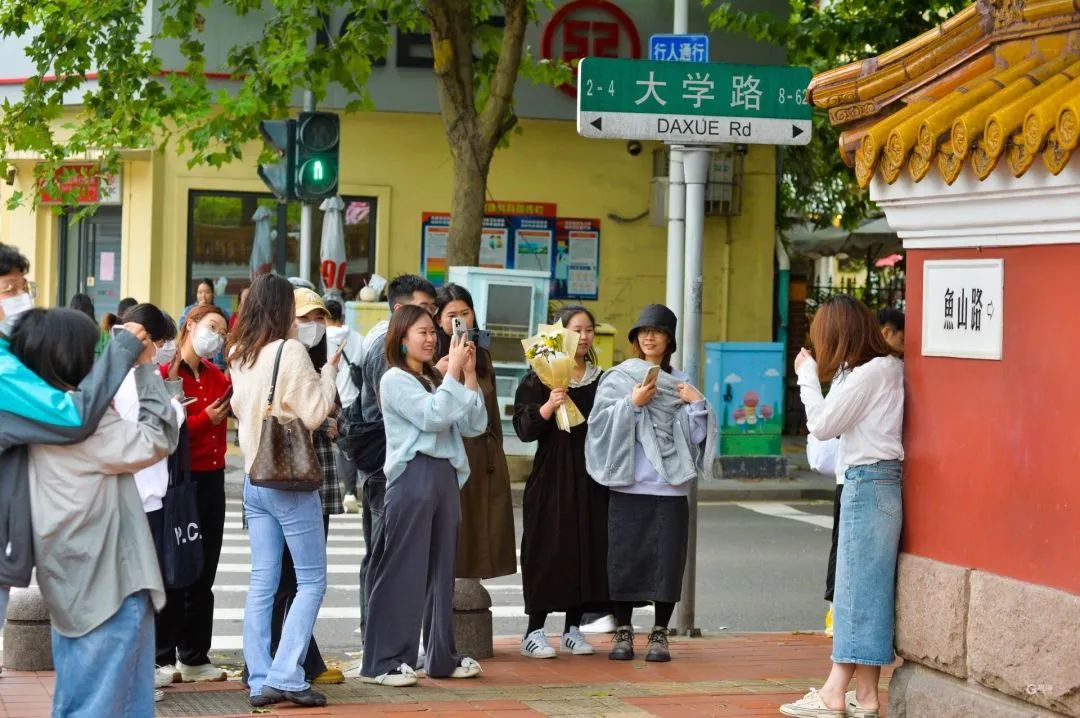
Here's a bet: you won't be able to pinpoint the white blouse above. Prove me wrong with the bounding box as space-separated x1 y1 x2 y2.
797 355 904 471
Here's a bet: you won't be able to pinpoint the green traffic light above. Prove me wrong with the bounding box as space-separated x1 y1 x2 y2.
312 161 324 181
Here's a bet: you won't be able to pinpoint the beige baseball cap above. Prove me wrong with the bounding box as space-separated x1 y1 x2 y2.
294 288 329 318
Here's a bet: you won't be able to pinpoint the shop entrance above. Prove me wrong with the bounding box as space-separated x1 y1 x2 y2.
58 207 123 319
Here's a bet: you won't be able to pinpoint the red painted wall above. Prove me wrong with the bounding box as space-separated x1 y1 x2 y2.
904 246 1080 595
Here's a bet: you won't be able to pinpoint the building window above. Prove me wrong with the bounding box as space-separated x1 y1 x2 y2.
186 190 376 311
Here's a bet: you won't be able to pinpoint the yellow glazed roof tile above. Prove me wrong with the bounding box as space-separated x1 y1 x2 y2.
811 0 1080 185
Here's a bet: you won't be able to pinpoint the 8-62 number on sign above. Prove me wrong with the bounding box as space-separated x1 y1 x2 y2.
584 78 616 97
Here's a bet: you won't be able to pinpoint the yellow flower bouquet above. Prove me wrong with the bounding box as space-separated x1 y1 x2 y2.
521 319 585 432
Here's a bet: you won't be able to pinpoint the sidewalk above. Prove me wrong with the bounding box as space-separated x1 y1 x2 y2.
0 633 893 717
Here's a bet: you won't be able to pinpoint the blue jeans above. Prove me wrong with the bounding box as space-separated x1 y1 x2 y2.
833 460 903 666
243 476 327 696
52 591 155 718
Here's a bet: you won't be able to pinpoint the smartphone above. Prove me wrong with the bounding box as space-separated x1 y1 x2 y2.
644 364 662 386
111 326 126 339
452 316 467 339
468 328 492 350
218 386 234 404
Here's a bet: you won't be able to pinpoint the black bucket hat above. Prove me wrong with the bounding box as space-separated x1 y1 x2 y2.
628 304 678 352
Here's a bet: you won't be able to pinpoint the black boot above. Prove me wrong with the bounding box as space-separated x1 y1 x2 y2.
645 626 671 662
608 625 635 661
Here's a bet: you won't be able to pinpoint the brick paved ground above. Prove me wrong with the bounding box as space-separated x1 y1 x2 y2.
0 633 895 717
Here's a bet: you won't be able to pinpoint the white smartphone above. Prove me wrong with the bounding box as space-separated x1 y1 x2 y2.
644 364 662 386
452 316 467 339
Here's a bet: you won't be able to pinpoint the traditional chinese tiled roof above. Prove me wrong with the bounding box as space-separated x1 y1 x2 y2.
809 0 1080 186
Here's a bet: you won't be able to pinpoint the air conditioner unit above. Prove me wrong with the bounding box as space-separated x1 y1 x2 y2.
649 146 745 226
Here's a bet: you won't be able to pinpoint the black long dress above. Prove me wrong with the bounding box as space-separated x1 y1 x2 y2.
513 369 610 615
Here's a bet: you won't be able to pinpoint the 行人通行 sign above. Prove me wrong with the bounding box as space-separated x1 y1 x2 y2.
922 259 1004 360
576 57 812 146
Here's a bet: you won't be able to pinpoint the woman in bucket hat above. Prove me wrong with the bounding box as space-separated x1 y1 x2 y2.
585 304 716 663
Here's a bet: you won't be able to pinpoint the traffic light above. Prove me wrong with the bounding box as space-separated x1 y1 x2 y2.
294 111 340 203
257 119 296 201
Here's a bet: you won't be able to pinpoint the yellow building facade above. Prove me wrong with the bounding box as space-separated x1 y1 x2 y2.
1 110 778 355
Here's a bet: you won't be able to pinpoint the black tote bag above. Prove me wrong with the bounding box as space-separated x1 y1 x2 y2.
161 424 205 590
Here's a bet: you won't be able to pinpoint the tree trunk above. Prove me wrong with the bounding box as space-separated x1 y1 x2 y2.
447 150 488 267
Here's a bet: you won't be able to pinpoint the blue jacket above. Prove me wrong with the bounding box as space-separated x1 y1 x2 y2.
0 331 143 588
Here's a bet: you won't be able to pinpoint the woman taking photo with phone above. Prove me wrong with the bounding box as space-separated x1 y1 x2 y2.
360 305 487 687
433 284 516 582
228 273 339 708
154 303 231 685
779 295 903 718
513 305 610 659
586 304 716 663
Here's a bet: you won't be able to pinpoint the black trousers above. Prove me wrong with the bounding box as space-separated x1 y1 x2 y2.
824 483 844 603
270 513 331 680
155 469 227 667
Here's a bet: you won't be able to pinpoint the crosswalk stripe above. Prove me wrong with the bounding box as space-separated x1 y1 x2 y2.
735 502 833 529
211 605 650 620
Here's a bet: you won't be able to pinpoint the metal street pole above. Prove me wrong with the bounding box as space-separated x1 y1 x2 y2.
666 0 689 367
677 147 711 637
299 89 316 283
275 202 288 276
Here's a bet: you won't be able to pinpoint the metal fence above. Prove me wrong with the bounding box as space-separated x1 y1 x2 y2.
807 277 906 315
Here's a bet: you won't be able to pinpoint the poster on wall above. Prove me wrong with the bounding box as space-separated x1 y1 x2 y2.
420 213 450 285
922 258 1004 360
551 218 601 300
512 216 555 272
479 216 510 268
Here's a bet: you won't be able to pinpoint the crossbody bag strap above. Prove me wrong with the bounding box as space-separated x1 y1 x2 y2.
265 340 287 418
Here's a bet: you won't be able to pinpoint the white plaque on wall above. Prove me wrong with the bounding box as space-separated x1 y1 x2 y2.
922 259 1004 360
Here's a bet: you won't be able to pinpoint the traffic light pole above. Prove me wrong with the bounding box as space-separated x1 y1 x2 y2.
298 90 316 283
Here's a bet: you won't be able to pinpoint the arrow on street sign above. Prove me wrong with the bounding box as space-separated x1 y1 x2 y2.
576 57 813 147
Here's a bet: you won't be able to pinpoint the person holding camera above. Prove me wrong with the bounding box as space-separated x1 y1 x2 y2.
360 305 487 687
433 284 516 581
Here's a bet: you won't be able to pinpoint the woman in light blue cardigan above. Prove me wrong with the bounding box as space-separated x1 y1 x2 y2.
360 305 487 687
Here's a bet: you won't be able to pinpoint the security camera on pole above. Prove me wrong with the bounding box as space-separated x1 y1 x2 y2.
576 26 812 636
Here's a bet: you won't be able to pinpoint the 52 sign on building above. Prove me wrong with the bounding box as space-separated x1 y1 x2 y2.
577 57 812 146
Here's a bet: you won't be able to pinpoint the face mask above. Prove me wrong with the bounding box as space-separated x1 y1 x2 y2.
296 321 326 349
0 292 34 336
193 326 224 358
154 340 177 366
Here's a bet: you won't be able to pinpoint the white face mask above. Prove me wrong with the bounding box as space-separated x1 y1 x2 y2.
154 340 177 366
296 321 326 349
0 292 34 336
193 326 224 358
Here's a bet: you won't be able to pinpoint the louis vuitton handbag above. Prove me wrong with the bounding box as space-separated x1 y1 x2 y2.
248 341 322 491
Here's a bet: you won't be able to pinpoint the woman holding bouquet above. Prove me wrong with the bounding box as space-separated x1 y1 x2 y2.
433 284 517 581
513 306 610 659
585 304 716 663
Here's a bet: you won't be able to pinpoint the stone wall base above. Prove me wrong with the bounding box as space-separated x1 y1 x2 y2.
889 663 1070 718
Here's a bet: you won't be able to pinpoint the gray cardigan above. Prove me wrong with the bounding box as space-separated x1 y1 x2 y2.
0 331 143 588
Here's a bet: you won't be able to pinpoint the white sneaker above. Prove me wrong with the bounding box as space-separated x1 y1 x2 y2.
779 688 845 717
449 657 482 679
154 689 165 702
520 628 557 659
155 665 178 688
560 627 595 655
177 661 227 682
343 493 360 513
361 663 418 687
580 614 617 634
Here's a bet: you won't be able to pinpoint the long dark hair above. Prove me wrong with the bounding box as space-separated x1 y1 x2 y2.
385 304 440 388
227 273 295 369
810 294 895 382
434 283 490 377
9 308 99 391
554 304 598 365
121 303 176 342
68 293 95 321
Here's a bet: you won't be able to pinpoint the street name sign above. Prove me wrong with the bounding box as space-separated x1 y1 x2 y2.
576 57 812 146
922 259 1004 360
650 34 710 63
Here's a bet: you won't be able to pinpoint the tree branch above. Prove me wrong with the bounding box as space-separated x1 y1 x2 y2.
478 0 526 151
